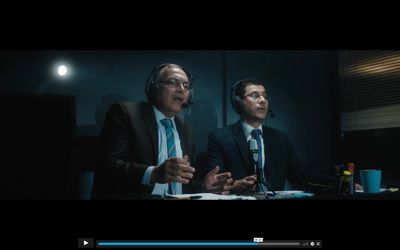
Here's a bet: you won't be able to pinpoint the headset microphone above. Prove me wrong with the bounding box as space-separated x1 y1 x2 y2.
181 101 194 109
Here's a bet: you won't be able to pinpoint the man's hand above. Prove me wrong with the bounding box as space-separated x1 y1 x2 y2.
230 175 257 194
203 166 233 195
151 155 195 184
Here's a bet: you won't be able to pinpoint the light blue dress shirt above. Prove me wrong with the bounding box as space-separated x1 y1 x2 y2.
241 121 265 174
141 106 183 196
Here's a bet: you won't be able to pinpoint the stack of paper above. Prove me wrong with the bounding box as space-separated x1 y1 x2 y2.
166 193 257 200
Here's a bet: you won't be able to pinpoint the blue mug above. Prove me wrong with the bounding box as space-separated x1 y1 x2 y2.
360 170 381 193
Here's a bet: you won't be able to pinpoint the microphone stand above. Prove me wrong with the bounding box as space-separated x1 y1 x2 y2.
249 138 276 199
255 161 270 200
255 162 277 199
260 176 277 196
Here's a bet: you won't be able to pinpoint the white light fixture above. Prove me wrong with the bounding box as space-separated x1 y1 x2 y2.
53 62 72 79
57 65 68 76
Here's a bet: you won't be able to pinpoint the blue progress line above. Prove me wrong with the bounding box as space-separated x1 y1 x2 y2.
98 242 257 246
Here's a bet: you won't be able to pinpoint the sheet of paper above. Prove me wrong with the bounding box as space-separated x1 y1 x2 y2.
166 193 257 200
270 190 315 199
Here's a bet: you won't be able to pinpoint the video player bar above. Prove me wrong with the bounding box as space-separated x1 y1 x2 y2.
78 239 322 248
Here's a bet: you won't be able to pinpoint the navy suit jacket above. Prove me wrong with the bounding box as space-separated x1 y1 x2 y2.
206 121 306 190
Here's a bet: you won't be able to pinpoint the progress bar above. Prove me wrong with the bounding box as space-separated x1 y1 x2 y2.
98 242 256 246
95 240 322 248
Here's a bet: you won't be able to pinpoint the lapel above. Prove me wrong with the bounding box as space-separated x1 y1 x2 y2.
142 104 158 162
262 125 271 178
232 121 252 174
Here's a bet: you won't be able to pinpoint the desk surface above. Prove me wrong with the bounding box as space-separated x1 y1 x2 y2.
92 190 400 200
254 190 400 200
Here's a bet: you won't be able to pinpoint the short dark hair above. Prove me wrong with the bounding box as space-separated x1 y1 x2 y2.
233 78 266 99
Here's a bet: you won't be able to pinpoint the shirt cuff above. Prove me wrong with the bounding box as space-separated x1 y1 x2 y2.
142 166 155 185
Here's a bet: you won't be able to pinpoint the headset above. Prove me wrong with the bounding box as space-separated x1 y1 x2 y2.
144 63 194 107
231 78 273 116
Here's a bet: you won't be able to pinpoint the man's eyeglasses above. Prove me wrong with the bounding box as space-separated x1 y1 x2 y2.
158 78 191 91
243 92 268 101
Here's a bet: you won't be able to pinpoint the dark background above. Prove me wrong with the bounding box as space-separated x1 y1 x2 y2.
0 50 338 153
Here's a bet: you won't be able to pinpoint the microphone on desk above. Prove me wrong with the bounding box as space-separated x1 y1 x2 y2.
249 139 276 198
249 139 269 199
249 139 258 174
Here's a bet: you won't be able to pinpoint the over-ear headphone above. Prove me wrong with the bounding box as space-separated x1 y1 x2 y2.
144 63 194 107
231 80 245 114
231 78 272 116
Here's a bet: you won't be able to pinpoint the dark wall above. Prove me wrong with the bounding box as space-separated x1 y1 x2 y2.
0 94 77 199
226 51 339 175
0 50 339 176
341 128 400 182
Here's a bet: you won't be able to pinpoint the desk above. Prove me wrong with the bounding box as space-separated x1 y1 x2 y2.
254 190 400 200
91 190 400 200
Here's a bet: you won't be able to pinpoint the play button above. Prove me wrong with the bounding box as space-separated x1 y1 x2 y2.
78 238 94 248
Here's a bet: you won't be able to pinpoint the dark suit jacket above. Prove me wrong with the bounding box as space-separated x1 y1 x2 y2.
92 101 198 198
206 121 306 190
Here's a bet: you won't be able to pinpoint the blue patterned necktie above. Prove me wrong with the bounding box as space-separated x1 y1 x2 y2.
160 118 177 194
251 129 266 191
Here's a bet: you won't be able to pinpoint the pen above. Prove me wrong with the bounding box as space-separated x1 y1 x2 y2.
190 195 202 200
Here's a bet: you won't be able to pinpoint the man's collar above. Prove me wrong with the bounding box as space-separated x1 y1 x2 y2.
153 106 175 123
241 120 263 138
